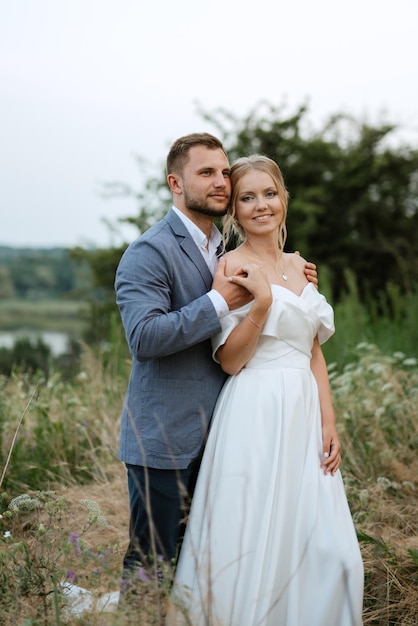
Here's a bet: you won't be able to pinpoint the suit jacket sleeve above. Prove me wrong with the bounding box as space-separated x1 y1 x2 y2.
115 220 222 361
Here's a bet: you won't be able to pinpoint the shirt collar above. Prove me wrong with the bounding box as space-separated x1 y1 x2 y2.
172 206 222 251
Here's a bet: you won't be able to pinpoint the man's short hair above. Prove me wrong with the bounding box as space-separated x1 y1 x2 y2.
166 133 227 176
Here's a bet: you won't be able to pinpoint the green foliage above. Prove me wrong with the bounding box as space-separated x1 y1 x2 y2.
0 355 122 493
0 336 82 381
200 102 418 300
0 247 79 299
70 246 126 344
0 338 51 377
0 298 85 333
45 101 417 346
321 274 418 369
330 343 418 481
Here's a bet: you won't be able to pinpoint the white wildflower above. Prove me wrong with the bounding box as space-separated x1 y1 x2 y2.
381 382 393 392
362 398 374 411
80 499 108 528
9 494 42 513
97 516 109 529
367 362 387 375
356 342 376 351
359 490 369 505
377 476 401 491
382 393 398 407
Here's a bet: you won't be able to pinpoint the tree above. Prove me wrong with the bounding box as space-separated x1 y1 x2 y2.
70 246 126 344
200 102 418 299
74 102 418 343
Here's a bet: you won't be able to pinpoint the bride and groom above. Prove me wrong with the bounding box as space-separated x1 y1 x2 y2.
115 133 364 625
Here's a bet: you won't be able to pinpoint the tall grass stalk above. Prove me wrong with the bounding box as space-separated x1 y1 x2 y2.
0 383 39 490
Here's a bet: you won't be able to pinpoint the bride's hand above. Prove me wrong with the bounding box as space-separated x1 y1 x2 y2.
228 264 272 304
321 429 342 476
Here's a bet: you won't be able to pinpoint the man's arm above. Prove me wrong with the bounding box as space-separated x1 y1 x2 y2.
115 239 221 361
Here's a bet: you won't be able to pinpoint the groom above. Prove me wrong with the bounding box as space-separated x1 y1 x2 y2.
115 133 317 585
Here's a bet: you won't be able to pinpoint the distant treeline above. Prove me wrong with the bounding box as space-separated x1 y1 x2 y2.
0 246 91 299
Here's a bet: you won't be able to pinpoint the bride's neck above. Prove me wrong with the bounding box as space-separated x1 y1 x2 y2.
244 238 282 261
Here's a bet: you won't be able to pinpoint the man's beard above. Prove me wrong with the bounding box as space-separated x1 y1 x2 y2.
184 189 229 217
186 203 228 217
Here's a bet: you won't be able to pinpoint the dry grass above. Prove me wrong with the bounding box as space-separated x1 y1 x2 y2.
1 343 417 624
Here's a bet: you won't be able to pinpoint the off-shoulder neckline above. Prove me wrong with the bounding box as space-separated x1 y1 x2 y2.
271 282 313 298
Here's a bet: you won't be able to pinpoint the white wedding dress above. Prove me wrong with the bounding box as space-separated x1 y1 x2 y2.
168 283 364 626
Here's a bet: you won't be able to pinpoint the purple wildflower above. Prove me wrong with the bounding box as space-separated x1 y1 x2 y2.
137 566 151 583
68 532 81 553
66 569 78 583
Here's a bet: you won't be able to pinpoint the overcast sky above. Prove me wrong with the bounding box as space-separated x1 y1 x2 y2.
1 0 417 248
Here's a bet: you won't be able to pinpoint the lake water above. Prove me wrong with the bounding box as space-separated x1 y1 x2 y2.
0 330 70 356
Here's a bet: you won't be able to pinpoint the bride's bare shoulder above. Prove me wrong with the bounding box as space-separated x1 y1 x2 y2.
285 252 309 283
286 251 307 269
223 248 248 276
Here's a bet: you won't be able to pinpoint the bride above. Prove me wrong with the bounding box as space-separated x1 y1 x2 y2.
167 155 364 626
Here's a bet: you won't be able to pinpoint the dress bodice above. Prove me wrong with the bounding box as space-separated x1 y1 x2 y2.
212 283 335 368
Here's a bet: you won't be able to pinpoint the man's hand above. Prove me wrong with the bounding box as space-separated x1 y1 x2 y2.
212 257 253 310
295 251 318 288
304 261 318 288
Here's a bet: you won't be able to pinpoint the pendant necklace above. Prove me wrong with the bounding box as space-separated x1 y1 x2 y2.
246 242 288 281
282 264 288 281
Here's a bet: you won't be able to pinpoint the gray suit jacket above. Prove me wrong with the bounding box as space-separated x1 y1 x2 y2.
115 208 228 469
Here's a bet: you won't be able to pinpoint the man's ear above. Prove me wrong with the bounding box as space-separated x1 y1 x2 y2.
167 173 182 195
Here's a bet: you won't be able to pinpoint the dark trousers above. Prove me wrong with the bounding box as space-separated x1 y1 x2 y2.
122 461 199 576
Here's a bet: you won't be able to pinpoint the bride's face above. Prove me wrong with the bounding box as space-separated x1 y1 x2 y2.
234 170 284 238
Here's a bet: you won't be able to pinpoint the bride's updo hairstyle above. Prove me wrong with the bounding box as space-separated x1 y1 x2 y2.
222 155 289 253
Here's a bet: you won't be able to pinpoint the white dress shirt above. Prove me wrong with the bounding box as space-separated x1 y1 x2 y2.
172 206 228 317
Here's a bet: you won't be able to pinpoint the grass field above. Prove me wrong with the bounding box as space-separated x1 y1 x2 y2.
0 286 417 624
0 298 86 334
0 341 417 624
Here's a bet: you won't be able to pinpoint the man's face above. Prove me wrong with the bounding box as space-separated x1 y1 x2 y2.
178 146 231 218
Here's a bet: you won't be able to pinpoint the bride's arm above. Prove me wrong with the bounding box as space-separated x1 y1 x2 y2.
215 264 272 376
310 337 342 475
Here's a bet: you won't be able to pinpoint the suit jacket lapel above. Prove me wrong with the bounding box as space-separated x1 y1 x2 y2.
166 209 214 290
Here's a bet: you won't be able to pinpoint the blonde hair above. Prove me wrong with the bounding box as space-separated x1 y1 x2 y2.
222 155 289 252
